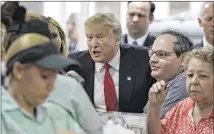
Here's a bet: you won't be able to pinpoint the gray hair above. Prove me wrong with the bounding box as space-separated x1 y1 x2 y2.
160 29 194 57
183 47 213 70
84 13 122 41
199 2 214 18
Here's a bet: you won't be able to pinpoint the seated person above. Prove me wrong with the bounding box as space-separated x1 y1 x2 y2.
1 2 103 133
47 16 69 56
143 29 193 118
66 13 156 113
147 47 214 134
2 33 84 134
48 74 103 134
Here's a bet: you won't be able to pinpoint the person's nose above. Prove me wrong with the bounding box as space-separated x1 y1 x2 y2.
150 52 159 64
132 15 139 22
90 37 99 48
46 74 57 90
190 75 199 85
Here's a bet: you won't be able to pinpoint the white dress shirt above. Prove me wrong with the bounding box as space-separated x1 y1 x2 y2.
94 49 120 112
127 32 149 46
203 36 213 48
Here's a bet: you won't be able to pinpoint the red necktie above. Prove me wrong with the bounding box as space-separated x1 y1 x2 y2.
104 64 118 111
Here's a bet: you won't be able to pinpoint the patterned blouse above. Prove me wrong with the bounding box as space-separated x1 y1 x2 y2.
161 97 214 134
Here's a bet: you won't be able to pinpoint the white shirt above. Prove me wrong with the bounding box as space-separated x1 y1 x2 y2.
203 36 213 48
94 49 120 112
127 32 149 46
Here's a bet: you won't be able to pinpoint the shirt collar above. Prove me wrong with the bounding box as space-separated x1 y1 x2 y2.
166 72 185 89
2 86 49 122
183 98 214 118
95 48 120 72
128 32 149 46
2 86 19 111
203 36 213 48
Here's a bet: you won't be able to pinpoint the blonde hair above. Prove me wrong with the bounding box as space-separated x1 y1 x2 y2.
184 47 213 70
1 23 6 60
5 33 50 63
47 17 68 56
5 33 50 81
85 13 122 41
25 12 46 22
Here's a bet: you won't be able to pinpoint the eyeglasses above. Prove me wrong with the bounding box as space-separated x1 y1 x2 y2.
148 49 176 59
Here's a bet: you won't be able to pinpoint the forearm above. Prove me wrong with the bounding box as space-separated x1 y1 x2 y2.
147 104 162 134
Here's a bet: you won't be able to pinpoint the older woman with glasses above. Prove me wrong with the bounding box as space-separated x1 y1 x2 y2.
147 46 214 134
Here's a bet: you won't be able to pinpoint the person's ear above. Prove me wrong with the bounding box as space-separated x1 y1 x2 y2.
115 35 121 46
12 62 24 80
198 17 203 27
179 52 188 70
149 14 154 24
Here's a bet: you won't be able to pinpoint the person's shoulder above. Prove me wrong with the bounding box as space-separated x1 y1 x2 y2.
148 33 156 40
194 41 203 49
66 51 90 73
120 43 150 52
51 74 83 97
169 72 186 86
68 50 89 59
173 97 191 111
2 87 19 112
164 97 191 119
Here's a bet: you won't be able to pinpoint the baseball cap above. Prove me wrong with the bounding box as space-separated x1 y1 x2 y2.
5 33 80 75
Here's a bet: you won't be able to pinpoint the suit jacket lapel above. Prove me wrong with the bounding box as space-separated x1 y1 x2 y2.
123 34 155 48
122 34 128 44
119 46 134 111
198 40 203 47
82 53 95 104
143 34 154 48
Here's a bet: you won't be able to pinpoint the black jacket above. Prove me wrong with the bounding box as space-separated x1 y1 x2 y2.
66 44 156 113
122 34 156 48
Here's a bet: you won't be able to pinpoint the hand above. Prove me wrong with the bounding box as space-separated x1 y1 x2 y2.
55 131 76 134
148 80 166 106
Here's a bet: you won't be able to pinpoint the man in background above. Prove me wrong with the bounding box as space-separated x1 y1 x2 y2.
122 1 156 48
67 13 80 53
195 2 214 48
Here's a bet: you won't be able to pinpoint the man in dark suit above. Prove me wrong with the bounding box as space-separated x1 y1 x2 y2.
122 1 156 48
66 13 155 113
195 2 213 48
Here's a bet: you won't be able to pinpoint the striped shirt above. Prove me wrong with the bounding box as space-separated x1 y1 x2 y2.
144 72 188 118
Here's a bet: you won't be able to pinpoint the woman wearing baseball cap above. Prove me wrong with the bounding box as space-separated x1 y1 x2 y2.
2 33 85 134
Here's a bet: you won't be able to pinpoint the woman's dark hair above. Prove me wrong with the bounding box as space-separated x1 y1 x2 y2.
1 1 52 52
